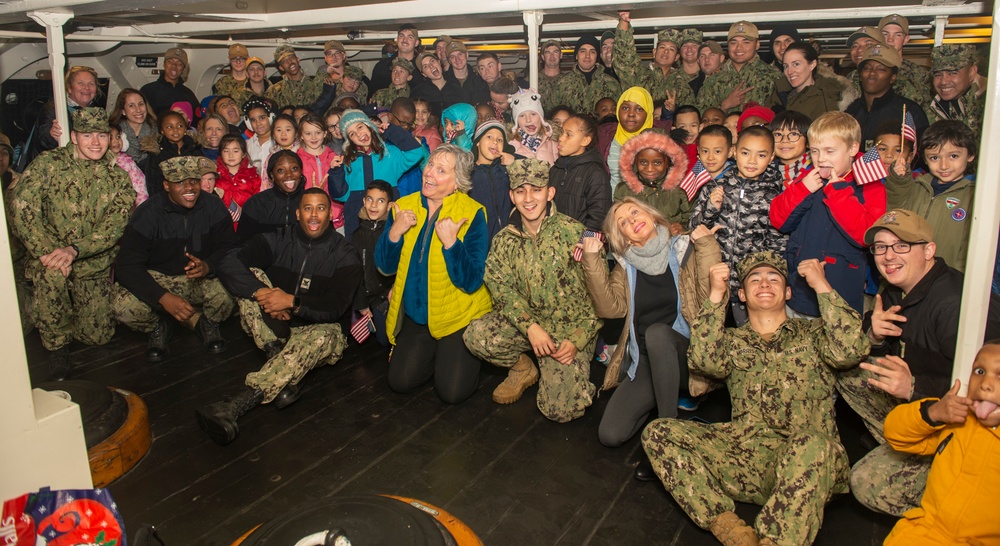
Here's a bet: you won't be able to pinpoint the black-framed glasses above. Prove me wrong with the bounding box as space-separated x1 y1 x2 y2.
773 131 803 142
870 242 926 255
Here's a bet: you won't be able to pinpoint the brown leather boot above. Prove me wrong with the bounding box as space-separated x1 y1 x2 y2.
709 511 759 546
758 538 778 546
492 354 539 404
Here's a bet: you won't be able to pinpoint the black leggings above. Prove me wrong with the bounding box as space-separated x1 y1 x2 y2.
387 316 481 404
598 323 689 447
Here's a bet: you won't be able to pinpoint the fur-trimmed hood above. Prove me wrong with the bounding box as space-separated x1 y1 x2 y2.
618 129 688 194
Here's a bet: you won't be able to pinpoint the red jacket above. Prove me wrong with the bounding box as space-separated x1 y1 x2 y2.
297 147 345 229
216 156 262 229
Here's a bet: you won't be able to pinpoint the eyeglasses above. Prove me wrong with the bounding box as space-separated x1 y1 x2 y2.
773 131 803 142
231 57 248 62
870 242 926 255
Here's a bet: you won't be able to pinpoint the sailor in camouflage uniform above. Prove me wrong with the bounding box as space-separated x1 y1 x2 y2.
464 159 602 423
926 44 986 140
212 43 252 108
199 188 361 446
547 35 622 115
370 57 413 109
10 108 134 380
643 252 869 546
613 12 695 109
265 45 324 109
112 156 236 363
879 15 933 107
337 65 370 104
697 21 782 114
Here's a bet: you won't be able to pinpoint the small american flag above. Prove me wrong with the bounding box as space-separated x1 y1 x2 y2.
227 200 242 222
680 159 713 201
350 314 374 343
573 230 605 262
853 147 889 185
902 111 917 144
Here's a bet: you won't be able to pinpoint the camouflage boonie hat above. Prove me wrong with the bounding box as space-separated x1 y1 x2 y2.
680 29 703 46
72 107 110 133
860 43 902 69
737 251 788 282
391 57 415 72
160 156 217 183
657 29 683 48
932 44 977 72
273 44 296 65
507 158 550 189
343 65 365 80
729 21 759 41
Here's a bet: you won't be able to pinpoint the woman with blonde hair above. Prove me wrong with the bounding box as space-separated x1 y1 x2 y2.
581 196 720 479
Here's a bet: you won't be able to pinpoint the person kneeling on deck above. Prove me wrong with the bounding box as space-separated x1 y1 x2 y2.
199 189 362 446
464 159 602 422
113 157 235 362
642 252 869 546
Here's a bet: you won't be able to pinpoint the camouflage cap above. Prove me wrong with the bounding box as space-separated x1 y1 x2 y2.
541 39 563 51
434 35 453 46
391 56 415 72
878 14 909 34
729 21 759 41
657 28 683 48
160 156 217 183
343 65 365 80
864 209 934 245
324 40 346 54
416 51 439 68
737 251 788 283
932 44 977 72
680 28 703 46
860 43 902 69
846 26 885 48
274 44 296 65
228 43 248 59
164 47 188 67
72 107 110 133
507 158 550 189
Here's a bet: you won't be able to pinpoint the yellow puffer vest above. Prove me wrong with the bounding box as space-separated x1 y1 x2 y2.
386 191 493 344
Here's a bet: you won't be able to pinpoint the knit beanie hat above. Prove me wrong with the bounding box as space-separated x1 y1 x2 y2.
574 35 600 57
339 109 385 148
472 119 515 160
508 88 549 132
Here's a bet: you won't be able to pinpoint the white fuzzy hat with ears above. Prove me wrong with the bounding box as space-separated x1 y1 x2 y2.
508 87 548 129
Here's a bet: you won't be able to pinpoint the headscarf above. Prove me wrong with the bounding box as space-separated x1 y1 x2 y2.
614 86 654 146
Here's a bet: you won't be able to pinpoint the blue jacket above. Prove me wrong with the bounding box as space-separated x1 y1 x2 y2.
469 159 513 243
328 124 424 237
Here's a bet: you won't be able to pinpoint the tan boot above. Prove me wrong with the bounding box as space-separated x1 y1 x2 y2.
709 512 759 546
492 354 539 404
758 539 778 546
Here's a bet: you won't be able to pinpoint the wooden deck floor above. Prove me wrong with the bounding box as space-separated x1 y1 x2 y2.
25 319 897 545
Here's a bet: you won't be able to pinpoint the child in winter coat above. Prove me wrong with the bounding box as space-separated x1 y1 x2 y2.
508 88 559 165
142 110 202 198
297 113 344 232
412 98 443 153
616 128 690 229
769 110 812 189
440 103 477 152
260 114 299 191
110 126 148 208
216 134 262 229
353 180 395 347
550 114 611 232
329 109 425 237
470 119 516 242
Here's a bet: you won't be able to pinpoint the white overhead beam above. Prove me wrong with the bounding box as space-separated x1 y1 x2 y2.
952 0 1000 395
29 10 72 147
0 0 94 16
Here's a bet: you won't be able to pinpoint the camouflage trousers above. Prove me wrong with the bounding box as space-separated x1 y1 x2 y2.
642 420 850 545
16 276 34 335
463 311 596 423
837 367 930 516
239 270 347 404
30 265 114 351
112 272 235 333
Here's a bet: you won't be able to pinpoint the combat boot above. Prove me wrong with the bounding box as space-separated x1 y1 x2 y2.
195 316 226 354
709 512 759 546
263 340 286 360
492 353 539 404
195 387 264 445
146 317 173 363
272 383 300 409
758 539 778 546
47 346 72 381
